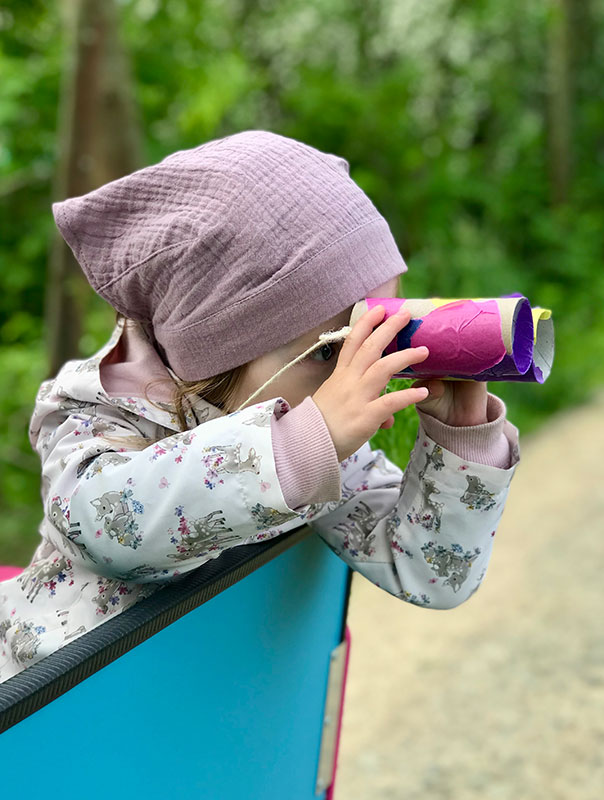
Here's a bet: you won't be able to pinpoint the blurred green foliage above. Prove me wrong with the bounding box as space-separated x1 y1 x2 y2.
1 0 603 563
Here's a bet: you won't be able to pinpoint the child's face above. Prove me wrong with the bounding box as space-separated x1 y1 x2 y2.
230 277 400 411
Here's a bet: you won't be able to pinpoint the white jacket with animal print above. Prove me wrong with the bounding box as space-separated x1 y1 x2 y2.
0 319 520 683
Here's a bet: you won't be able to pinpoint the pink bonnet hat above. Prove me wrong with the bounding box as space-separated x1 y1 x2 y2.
52 130 407 380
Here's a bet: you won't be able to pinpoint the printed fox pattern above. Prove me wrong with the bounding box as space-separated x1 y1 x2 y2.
0 318 518 683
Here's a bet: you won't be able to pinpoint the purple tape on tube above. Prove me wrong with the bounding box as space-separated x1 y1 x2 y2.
470 297 533 380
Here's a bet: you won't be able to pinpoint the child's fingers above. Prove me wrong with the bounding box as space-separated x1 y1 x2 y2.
337 304 387 369
357 308 412 373
367 346 429 388
370 385 429 421
342 307 412 376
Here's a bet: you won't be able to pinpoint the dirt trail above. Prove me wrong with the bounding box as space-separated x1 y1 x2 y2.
335 393 604 800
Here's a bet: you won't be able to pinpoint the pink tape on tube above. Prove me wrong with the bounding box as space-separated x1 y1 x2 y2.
409 299 505 374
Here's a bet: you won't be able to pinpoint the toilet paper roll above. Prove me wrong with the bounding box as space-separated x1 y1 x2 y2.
349 295 554 383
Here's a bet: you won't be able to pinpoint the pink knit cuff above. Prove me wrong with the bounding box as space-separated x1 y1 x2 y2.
416 393 519 469
271 396 342 510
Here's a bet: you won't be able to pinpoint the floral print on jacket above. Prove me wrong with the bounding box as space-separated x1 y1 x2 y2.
0 318 519 683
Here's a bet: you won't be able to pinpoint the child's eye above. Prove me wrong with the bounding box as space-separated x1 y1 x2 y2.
310 343 339 363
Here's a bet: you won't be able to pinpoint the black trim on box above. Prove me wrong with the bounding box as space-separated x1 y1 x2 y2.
0 524 317 734
339 566 353 642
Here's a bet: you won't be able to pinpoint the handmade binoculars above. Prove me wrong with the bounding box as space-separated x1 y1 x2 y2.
350 295 554 383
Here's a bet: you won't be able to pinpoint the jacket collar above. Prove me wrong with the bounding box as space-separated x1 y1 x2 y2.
52 317 226 432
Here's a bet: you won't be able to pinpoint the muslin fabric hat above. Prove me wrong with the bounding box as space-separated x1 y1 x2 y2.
52 130 407 381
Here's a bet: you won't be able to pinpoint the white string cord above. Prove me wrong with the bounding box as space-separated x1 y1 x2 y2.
234 325 352 412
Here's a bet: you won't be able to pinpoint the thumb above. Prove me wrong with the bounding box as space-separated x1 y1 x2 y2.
412 379 444 396
412 379 445 411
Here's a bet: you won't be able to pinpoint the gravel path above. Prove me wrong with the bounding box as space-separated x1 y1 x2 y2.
335 393 604 800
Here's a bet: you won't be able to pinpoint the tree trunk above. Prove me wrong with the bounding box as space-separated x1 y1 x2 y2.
547 0 573 206
45 0 143 378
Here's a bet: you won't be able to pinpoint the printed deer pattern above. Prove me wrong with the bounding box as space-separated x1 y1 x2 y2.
201 442 262 489
77 451 131 479
407 444 447 532
460 475 497 511
89 489 144 549
418 444 445 479
333 500 379 558
250 503 298 531
421 542 481 593
17 555 73 602
92 577 138 615
169 508 239 561
9 619 46 665
210 443 262 475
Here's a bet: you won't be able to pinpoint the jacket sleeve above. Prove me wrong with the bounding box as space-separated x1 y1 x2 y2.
307 422 519 610
36 397 315 582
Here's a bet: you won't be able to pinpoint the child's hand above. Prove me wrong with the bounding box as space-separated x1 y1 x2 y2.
312 305 430 462
413 378 489 427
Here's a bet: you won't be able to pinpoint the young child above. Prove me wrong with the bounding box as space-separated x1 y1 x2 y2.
0 131 519 683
